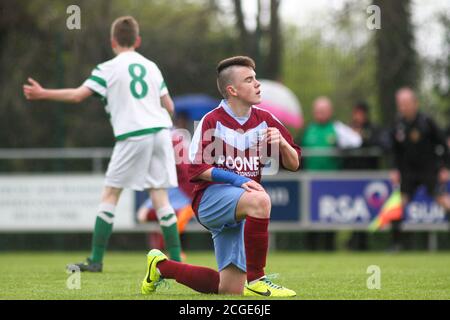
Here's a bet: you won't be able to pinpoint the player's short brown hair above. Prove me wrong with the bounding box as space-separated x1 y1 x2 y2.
111 16 139 47
216 56 256 98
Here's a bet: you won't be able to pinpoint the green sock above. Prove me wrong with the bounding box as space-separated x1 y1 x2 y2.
161 222 182 262
157 208 182 262
90 211 114 263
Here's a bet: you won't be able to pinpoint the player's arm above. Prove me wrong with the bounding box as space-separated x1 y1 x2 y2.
161 94 175 117
23 78 93 103
277 130 300 171
281 142 300 171
196 168 263 193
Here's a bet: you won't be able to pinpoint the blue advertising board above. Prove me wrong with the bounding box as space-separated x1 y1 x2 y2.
405 185 450 224
262 180 300 222
310 179 449 225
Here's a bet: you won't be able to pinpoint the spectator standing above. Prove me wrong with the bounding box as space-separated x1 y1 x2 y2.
344 101 383 170
389 87 450 251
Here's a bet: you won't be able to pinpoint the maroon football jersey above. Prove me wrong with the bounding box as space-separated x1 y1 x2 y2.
188 100 301 213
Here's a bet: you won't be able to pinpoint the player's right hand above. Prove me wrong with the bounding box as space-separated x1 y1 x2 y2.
23 78 44 100
241 180 264 193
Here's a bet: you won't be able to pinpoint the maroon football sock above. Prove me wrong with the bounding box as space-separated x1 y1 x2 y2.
245 216 269 283
157 260 219 294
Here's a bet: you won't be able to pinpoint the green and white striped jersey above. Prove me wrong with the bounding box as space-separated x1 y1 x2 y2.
83 51 172 141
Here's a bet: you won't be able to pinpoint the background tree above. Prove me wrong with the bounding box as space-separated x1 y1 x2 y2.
373 0 418 124
266 0 282 80
426 13 450 126
230 0 282 79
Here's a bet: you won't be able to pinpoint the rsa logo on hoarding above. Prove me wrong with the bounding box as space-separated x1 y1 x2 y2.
364 182 389 209
318 181 389 223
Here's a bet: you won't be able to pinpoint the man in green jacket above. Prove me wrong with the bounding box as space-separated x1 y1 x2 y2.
302 97 361 170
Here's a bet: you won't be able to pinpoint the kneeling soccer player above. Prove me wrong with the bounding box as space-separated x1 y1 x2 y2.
141 56 301 297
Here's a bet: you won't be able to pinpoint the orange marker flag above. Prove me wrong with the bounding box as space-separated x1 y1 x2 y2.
369 189 403 231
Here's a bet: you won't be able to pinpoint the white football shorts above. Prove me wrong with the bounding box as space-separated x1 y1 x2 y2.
105 129 178 191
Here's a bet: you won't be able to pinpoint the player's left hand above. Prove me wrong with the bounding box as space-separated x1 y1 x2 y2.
438 168 449 183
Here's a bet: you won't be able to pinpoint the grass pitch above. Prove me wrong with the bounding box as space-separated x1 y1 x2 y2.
0 251 449 300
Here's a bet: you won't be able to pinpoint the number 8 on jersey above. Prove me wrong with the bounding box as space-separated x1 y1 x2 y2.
129 63 148 99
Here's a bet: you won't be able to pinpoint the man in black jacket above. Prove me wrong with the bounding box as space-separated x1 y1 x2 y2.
389 87 450 250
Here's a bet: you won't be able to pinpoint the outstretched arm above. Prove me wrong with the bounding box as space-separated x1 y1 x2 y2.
23 78 93 103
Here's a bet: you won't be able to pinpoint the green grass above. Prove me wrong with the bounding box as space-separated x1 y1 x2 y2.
0 251 449 300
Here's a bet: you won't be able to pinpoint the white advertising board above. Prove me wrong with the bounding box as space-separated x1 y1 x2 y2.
0 175 135 231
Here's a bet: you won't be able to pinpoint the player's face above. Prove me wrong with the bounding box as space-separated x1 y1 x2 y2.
231 67 261 105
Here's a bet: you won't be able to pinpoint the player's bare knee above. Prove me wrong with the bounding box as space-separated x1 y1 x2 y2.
247 191 271 219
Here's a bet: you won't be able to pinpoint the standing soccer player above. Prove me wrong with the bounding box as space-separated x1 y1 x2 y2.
23 16 182 270
140 56 301 297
